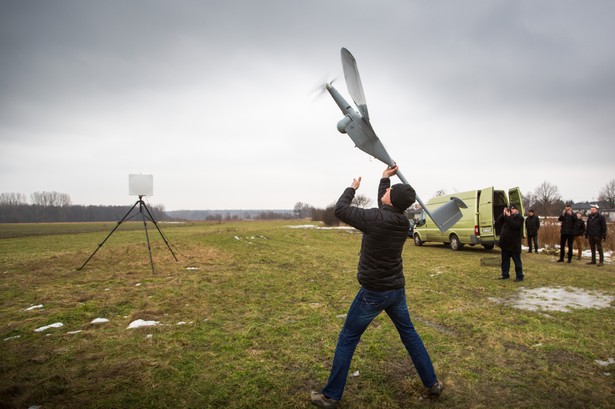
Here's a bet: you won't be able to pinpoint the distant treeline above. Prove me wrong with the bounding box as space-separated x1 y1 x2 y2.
166 209 296 221
0 204 168 223
1 192 341 224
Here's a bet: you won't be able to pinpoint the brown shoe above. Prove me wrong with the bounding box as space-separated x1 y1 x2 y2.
427 381 444 398
597 262 603 267
310 391 338 408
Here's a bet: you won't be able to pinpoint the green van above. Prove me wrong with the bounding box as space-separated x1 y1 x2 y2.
413 187 524 251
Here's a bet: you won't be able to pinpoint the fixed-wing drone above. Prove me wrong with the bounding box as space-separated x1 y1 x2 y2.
326 48 466 233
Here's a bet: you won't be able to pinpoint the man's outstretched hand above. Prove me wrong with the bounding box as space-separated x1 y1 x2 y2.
351 177 362 190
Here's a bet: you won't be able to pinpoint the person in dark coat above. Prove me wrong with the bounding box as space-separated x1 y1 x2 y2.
311 165 442 409
524 209 540 253
496 205 524 281
585 204 607 266
573 213 586 260
557 206 576 263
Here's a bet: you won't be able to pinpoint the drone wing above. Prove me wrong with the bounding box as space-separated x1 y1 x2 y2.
344 116 394 166
341 48 369 121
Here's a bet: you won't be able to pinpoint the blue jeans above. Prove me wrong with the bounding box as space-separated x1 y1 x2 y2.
321 287 437 401
501 249 523 279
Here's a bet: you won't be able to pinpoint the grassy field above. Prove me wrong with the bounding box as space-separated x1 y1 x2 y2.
1 220 614 409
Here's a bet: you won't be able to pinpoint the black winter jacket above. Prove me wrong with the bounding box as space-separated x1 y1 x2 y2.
525 215 540 235
586 213 607 239
573 218 586 237
558 212 576 235
496 213 524 253
334 178 408 291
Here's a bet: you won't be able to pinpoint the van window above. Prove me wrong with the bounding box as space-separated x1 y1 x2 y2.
416 210 427 227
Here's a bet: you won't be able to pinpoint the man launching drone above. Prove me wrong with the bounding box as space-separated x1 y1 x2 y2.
310 165 443 408
311 48 453 407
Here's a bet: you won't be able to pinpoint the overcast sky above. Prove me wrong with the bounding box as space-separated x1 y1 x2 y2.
1 0 614 211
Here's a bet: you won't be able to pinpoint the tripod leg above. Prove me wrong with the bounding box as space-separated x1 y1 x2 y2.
78 200 140 271
141 203 156 274
142 202 179 261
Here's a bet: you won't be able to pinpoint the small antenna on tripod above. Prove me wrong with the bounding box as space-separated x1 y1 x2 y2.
77 174 178 274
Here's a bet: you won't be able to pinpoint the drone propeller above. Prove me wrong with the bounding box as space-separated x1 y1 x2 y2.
310 75 339 100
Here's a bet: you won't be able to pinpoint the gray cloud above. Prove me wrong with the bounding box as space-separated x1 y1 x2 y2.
1 0 613 209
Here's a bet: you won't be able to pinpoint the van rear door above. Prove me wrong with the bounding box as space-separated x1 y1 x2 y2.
478 187 495 241
508 187 524 215
508 187 525 237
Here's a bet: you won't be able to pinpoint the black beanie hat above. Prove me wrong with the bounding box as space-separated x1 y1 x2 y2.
390 183 416 211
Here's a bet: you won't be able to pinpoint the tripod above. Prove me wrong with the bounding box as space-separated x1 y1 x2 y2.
78 196 178 274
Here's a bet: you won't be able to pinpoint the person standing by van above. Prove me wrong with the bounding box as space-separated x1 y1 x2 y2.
557 206 576 263
585 204 607 266
496 205 524 281
525 209 540 253
573 213 586 260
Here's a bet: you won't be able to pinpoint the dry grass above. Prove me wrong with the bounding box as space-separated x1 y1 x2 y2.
0 221 614 408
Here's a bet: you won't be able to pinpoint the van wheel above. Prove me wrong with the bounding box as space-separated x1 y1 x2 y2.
450 234 464 251
483 244 495 250
413 234 423 246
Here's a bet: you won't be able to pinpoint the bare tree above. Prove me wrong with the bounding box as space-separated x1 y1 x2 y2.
322 204 340 226
352 194 372 208
294 202 315 218
434 189 447 197
522 191 536 213
0 192 27 205
533 181 561 216
30 191 72 207
598 179 615 208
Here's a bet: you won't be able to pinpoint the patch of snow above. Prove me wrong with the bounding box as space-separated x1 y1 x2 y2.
4 335 21 341
337 314 347 319
490 287 614 312
135 283 142 286
430 269 443 277
234 236 241 240
186 267 199 270
25 304 44 311
287 224 355 231
127 319 160 329
596 358 615 367
351 370 360 377
34 322 64 332
67 330 83 335
91 318 109 324
177 321 187 325
518 246 613 261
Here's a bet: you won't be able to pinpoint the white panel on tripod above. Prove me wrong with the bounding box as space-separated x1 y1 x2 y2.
129 174 154 196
